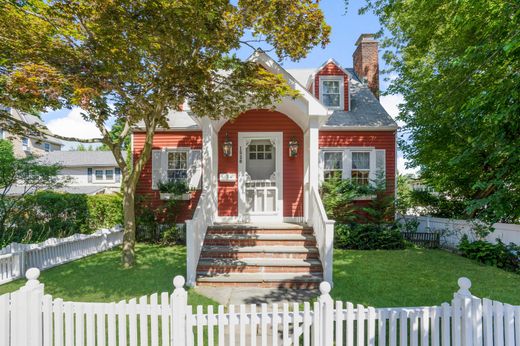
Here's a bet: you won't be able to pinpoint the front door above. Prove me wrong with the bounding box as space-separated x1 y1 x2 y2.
238 132 283 222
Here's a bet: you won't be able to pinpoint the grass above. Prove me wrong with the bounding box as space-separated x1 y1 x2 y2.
0 244 216 306
332 248 520 307
1 245 518 309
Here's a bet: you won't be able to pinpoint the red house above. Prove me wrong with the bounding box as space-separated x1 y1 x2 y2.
132 34 397 287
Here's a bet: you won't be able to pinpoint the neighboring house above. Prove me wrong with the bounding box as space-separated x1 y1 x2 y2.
132 34 397 287
0 106 62 157
40 151 121 195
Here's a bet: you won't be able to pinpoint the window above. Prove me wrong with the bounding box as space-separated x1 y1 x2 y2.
323 152 343 179
105 169 114 181
320 77 343 109
22 137 29 150
95 170 104 181
351 152 371 185
167 151 188 181
248 144 273 160
44 143 51 152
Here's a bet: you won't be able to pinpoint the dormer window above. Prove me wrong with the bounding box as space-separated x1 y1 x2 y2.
319 76 344 109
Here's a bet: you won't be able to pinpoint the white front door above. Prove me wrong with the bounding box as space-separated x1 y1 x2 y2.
238 132 283 222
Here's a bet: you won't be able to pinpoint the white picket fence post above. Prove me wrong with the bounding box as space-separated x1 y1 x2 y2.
171 275 188 346
10 268 44 346
454 277 474 346
318 281 334 346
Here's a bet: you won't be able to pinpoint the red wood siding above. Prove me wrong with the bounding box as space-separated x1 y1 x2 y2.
319 131 396 195
314 62 349 111
133 131 203 223
218 110 304 217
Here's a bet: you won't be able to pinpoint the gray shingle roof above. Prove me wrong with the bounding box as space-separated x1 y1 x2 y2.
40 151 118 167
285 67 397 128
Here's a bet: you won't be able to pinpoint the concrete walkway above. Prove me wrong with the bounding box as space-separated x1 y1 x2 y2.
194 286 319 305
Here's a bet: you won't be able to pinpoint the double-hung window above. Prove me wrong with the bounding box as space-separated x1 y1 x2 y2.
320 77 344 109
351 152 371 185
95 169 104 181
44 143 51 152
22 137 29 151
323 152 343 180
105 169 114 181
167 151 188 182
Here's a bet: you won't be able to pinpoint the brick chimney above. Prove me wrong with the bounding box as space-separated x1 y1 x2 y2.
353 34 380 99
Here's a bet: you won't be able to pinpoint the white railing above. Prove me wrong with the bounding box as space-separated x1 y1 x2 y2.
400 215 520 248
186 191 214 287
0 227 123 285
2 270 519 346
308 187 335 285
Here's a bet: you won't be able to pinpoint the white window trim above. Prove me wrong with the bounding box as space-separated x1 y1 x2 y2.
319 76 344 110
165 148 190 182
22 137 30 151
44 142 51 152
319 147 377 182
91 167 116 183
322 151 344 180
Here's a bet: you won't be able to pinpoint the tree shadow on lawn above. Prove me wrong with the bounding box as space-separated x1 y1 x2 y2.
0 244 216 306
331 248 520 308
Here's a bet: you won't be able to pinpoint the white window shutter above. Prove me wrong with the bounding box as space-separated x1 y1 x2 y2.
151 150 161 190
187 149 202 189
318 150 324 182
160 149 168 184
375 149 386 187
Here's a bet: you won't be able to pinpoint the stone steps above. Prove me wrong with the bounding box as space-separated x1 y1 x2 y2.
196 224 323 288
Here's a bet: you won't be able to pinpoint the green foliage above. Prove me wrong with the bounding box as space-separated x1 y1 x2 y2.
458 235 519 274
135 196 185 244
1 191 122 247
408 190 468 219
358 190 395 225
321 174 372 223
334 223 405 250
396 174 413 214
360 0 520 223
157 180 189 195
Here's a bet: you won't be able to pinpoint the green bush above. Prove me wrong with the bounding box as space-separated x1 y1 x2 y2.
458 235 519 274
9 192 123 244
335 223 406 250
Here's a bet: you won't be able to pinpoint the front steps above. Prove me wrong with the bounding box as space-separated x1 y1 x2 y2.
196 224 323 288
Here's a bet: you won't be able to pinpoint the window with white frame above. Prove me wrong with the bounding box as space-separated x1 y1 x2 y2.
167 151 188 182
44 142 51 152
105 169 114 181
320 77 343 109
91 168 116 182
22 137 29 150
351 151 371 185
95 169 104 181
323 151 343 179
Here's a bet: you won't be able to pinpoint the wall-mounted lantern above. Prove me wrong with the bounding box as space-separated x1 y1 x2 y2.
222 132 233 157
288 137 299 158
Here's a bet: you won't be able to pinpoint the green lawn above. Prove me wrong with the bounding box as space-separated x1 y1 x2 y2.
1 244 518 309
0 244 216 306
332 248 520 307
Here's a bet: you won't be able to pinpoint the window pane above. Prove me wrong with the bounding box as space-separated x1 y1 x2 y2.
323 80 340 94
249 152 256 160
322 94 340 107
265 144 272 152
105 170 114 180
249 145 256 152
352 171 370 185
257 153 264 160
95 170 103 180
324 152 343 170
257 145 264 152
352 152 370 170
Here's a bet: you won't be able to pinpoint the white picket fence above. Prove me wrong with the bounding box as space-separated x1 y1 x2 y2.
400 215 520 249
2 269 519 346
0 227 123 285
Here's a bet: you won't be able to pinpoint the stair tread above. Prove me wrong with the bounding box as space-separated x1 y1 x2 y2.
206 234 315 240
197 258 322 267
209 223 311 230
197 272 323 282
201 245 319 253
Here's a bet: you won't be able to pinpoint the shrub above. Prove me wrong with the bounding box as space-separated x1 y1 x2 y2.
334 223 406 250
86 194 123 231
321 175 372 223
157 180 189 195
458 235 519 273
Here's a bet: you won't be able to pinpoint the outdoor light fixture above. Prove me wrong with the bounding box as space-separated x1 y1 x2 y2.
222 132 233 157
288 137 299 157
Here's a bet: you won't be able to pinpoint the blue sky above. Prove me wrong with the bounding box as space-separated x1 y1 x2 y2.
41 0 412 173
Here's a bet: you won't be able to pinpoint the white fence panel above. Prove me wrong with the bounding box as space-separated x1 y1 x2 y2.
1 269 519 345
0 227 123 285
401 215 520 248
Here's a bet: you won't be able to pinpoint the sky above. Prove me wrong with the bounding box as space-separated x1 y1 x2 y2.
41 0 413 174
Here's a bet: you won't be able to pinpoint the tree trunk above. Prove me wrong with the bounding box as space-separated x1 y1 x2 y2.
122 183 136 267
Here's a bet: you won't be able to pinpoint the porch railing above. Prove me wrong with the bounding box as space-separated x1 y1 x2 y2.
309 186 335 285
185 191 214 286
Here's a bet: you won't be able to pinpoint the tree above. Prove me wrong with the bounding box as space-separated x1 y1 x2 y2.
359 0 520 223
0 140 63 246
0 0 330 266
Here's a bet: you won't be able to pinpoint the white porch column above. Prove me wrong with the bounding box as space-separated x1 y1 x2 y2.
305 116 320 222
201 118 218 213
